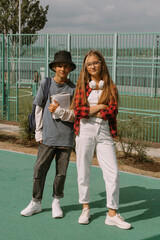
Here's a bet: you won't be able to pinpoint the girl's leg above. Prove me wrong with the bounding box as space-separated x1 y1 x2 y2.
76 133 95 204
76 132 95 224
96 133 119 211
96 130 131 229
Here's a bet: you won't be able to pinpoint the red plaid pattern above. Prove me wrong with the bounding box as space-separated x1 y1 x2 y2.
73 83 118 137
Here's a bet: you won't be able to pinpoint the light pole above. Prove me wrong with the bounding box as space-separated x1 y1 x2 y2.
155 34 159 97
19 0 22 88
19 0 21 35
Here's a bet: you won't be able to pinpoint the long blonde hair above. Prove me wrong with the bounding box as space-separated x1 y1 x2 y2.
70 50 118 108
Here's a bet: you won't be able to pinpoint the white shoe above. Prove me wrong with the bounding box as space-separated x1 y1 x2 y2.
78 207 90 224
21 200 42 217
105 213 131 229
52 198 63 218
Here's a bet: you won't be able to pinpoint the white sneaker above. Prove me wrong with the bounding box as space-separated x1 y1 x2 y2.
105 213 131 229
78 207 90 224
21 200 42 217
52 199 63 218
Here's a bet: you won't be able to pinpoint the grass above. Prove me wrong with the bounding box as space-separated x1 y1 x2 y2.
119 94 160 143
120 94 160 113
0 87 160 143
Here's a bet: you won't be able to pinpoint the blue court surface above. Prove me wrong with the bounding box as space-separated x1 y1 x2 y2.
0 149 160 240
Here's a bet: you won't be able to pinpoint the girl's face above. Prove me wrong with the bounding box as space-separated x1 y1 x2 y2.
85 55 102 80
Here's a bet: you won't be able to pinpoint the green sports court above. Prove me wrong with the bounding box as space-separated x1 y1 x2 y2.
0 149 160 240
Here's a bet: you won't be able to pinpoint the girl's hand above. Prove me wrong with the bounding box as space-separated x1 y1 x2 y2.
89 104 108 116
48 100 59 113
93 112 103 118
98 104 108 110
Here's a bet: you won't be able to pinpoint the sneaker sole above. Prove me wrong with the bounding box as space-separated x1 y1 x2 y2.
105 220 131 230
21 209 42 217
52 213 63 218
78 215 90 224
78 220 89 224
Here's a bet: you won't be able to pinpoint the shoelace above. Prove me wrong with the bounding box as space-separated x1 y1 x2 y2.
81 208 89 216
117 214 125 221
29 201 40 207
28 201 34 206
25 201 34 210
53 201 61 210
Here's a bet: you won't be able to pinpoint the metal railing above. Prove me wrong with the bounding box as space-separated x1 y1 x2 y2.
0 33 160 142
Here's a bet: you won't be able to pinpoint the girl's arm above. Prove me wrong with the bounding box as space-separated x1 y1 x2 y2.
99 102 118 120
74 89 90 119
74 88 108 119
89 104 108 116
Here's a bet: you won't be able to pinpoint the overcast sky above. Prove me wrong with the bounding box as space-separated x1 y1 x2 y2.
39 0 160 34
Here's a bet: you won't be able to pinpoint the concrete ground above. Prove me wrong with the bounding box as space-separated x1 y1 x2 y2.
1 149 160 240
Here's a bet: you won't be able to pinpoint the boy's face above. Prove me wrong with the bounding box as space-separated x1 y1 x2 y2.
53 63 71 80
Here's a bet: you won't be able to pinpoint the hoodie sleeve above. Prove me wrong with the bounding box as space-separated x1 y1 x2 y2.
35 105 43 142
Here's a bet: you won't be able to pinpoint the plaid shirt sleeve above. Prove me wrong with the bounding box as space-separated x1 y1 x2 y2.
100 87 118 120
100 102 118 120
74 88 90 119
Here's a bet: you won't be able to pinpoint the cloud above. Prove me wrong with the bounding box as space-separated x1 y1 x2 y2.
39 0 160 34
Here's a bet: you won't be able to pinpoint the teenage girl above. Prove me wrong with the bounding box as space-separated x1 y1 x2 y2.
70 50 131 229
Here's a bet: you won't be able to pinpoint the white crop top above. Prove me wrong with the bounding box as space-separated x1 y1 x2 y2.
88 89 102 106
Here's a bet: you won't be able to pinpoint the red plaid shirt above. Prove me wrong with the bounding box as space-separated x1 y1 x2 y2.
73 83 118 137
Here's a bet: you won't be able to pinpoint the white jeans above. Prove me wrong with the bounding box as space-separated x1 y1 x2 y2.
76 118 119 210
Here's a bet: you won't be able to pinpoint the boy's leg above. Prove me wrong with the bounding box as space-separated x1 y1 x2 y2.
52 147 71 218
21 144 56 216
53 147 71 198
32 144 56 201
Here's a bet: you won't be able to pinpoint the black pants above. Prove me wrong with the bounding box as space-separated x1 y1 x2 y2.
32 144 71 201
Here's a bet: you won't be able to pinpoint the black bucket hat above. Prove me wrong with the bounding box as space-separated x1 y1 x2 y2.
49 50 76 72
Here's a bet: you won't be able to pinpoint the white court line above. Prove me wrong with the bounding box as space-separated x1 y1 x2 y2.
19 89 32 98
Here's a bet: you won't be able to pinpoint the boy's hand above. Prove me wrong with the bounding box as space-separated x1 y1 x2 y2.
48 100 59 113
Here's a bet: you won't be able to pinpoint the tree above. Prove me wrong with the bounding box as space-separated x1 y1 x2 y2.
0 0 49 36
0 1 49 86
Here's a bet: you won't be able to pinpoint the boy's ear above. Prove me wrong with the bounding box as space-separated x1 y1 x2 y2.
69 64 72 72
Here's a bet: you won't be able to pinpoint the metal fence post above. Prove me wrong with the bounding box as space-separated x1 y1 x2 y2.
112 33 117 83
67 33 71 79
67 33 71 52
45 34 49 77
7 35 10 120
155 34 159 97
1 35 5 118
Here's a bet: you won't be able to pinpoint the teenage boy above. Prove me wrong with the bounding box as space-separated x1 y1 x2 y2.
21 50 76 218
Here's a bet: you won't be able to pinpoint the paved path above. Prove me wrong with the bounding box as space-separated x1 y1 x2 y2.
0 123 159 158
0 123 19 133
116 142 160 159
